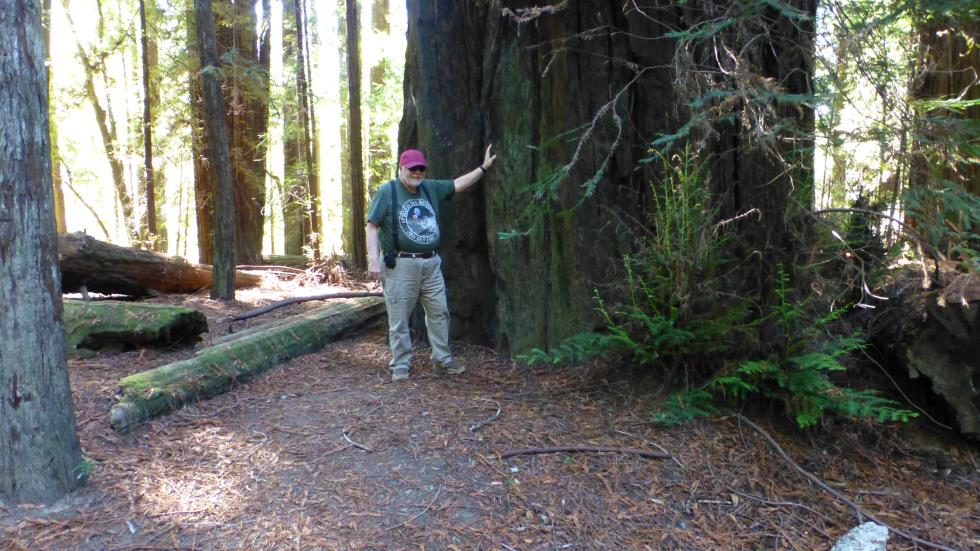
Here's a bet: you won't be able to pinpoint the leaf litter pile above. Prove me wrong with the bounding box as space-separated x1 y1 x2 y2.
1 283 978 550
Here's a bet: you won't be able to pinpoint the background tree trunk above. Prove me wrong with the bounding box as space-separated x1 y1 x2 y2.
42 0 67 234
345 0 367 270
281 0 307 255
0 0 84 505
194 0 236 300
912 15 980 195
191 0 270 265
139 0 158 245
367 0 393 191
294 0 320 259
400 0 815 354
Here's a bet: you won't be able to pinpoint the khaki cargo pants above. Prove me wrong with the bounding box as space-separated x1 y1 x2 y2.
380 253 452 373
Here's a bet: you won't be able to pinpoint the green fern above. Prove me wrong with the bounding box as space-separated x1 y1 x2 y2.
516 332 613 366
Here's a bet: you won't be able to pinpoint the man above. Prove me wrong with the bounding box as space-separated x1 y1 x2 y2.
366 145 497 381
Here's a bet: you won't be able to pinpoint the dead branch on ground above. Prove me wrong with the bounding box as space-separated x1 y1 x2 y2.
224 291 383 322
500 446 671 460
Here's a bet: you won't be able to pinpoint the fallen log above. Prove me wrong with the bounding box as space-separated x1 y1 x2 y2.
64 300 208 358
109 296 385 432
58 232 262 296
260 254 311 269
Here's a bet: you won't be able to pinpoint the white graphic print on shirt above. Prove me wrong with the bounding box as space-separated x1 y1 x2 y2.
398 198 439 245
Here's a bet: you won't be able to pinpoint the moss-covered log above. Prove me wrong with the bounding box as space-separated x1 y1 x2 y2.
64 300 208 358
109 296 385 432
58 232 262 296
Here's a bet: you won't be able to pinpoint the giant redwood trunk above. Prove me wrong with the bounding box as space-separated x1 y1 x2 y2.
400 1 816 354
0 0 84 504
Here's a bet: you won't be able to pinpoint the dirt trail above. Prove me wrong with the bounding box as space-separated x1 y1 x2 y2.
1 288 977 550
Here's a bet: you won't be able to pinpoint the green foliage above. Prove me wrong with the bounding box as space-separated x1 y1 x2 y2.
516 331 612 366
74 455 98 481
903 180 980 272
523 148 751 366
651 389 717 427
685 265 916 428
523 148 916 428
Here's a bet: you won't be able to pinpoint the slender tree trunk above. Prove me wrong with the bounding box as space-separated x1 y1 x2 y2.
187 0 213 263
0 0 84 505
337 0 352 258
139 0 157 244
42 0 67 233
345 0 367 270
281 0 307 255
294 0 320 259
194 0 236 300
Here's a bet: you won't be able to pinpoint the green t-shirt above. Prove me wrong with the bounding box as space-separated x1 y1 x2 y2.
367 179 455 253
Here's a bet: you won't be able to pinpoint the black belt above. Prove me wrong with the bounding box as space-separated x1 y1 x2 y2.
395 251 436 259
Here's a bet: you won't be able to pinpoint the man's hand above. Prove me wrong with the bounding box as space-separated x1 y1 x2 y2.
482 144 497 170
367 261 381 282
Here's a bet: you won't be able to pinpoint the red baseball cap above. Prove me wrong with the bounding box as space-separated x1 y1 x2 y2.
399 149 427 169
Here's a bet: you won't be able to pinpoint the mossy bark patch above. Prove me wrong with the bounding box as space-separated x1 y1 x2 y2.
109 297 385 432
64 300 208 357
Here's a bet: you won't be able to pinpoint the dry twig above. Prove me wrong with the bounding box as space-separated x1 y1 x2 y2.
384 485 443 530
500 446 671 460
223 291 382 322
468 397 502 432
342 430 372 453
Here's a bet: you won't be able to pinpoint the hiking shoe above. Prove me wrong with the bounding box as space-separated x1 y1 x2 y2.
391 366 410 381
433 358 465 375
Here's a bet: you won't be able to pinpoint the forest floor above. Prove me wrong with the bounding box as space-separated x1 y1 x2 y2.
1 277 978 551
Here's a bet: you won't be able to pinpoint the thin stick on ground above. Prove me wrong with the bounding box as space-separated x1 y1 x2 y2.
342 430 372 452
469 398 502 432
614 429 687 470
735 414 961 551
499 446 671 460
384 485 443 530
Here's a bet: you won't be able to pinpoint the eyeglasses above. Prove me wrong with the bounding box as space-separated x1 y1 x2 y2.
407 166 426 174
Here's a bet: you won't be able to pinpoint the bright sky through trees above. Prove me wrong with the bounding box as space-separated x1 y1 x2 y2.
48 0 406 261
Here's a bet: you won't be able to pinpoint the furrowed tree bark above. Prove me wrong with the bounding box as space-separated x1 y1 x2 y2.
58 232 260 295
194 0 237 300
64 301 208 357
400 0 816 354
110 297 385 432
0 0 84 505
